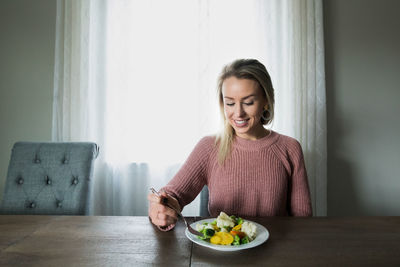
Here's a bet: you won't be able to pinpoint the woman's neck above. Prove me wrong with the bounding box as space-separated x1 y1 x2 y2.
235 127 270 141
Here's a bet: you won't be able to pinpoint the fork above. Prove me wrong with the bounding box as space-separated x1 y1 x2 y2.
150 188 203 237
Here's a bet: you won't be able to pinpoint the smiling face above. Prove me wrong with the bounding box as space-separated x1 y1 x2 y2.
222 76 268 140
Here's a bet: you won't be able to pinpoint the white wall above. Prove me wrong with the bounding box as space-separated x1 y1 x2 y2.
0 0 56 199
324 0 400 215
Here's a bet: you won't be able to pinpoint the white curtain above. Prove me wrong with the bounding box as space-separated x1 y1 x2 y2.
53 0 326 216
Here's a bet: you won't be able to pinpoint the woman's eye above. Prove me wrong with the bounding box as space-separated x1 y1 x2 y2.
225 103 234 106
244 101 254 106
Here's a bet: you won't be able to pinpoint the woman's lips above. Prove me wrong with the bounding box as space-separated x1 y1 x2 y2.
233 119 249 128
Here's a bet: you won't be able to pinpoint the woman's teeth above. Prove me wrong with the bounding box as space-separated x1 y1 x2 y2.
235 120 247 125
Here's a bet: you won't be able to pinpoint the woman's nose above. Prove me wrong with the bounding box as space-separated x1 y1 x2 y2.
234 104 245 117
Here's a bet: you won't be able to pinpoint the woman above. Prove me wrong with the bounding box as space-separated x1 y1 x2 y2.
148 59 312 230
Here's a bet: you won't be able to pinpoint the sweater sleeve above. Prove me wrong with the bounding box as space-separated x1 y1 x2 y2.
287 139 313 216
161 136 214 210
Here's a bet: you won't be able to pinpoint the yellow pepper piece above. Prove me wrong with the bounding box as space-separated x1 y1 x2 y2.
216 232 234 245
232 224 242 231
210 235 222 244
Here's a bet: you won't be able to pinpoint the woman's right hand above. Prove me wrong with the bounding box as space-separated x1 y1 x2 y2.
148 191 180 228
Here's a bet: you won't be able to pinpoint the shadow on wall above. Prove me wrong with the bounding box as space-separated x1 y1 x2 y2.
322 0 400 216
325 42 365 215
323 1 363 216
328 150 359 216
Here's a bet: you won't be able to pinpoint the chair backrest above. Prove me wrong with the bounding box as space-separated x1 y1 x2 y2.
0 142 99 215
199 185 210 217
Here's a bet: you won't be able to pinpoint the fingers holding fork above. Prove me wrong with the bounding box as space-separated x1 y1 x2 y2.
148 188 180 227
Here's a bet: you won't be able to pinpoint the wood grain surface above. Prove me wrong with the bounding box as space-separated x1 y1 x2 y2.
191 216 400 267
0 216 193 266
1 216 399 266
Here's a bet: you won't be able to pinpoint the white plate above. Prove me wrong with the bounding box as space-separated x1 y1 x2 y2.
185 218 269 251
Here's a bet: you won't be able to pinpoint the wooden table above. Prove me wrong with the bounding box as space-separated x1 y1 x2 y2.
1 216 399 266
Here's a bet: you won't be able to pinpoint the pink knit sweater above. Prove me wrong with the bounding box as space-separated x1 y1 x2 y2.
162 131 312 218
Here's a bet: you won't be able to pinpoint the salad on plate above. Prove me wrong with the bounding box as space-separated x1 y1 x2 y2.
196 212 257 246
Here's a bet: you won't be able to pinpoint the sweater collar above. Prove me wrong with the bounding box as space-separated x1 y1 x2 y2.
233 130 279 150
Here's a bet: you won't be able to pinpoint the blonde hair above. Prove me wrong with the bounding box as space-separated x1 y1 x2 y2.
215 59 275 164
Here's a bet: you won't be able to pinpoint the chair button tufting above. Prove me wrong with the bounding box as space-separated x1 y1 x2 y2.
46 176 52 185
63 158 68 164
57 201 62 208
30 202 36 208
17 178 24 185
35 158 41 164
72 178 79 185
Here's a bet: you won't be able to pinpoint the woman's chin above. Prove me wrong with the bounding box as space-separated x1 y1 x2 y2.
233 127 252 137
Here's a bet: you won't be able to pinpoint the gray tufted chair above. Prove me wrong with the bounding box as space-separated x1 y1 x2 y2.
0 142 99 215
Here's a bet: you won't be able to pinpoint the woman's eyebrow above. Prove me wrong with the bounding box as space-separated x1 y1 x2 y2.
224 94 256 100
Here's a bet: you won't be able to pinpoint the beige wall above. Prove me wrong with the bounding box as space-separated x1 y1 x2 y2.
1 0 399 215
324 0 400 215
0 0 56 199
